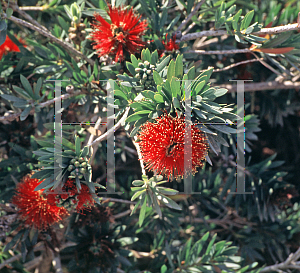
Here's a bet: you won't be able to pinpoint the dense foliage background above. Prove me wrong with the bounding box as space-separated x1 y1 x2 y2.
1 0 300 272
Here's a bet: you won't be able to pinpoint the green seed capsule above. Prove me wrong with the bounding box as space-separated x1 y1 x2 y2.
81 162 87 168
135 74 141 79
146 70 152 75
70 158 76 164
79 157 84 163
142 74 147 80
80 168 86 174
74 161 80 167
144 61 150 67
68 165 74 171
138 62 144 68
148 75 153 80
146 80 152 84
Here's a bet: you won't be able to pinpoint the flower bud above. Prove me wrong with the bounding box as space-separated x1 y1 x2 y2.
138 62 144 68
81 162 87 168
79 157 84 163
80 168 86 174
142 73 147 80
135 67 142 72
74 161 80 167
70 158 76 164
146 70 152 75
144 61 150 67
68 165 74 171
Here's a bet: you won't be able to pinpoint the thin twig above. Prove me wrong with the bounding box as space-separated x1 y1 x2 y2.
4 2 47 31
88 107 130 146
212 80 300 93
261 247 300 272
212 58 263 72
19 6 45 11
185 49 252 55
132 136 146 176
179 23 300 42
182 22 195 35
4 14 94 66
0 91 82 123
0 254 22 270
177 0 206 32
250 52 282 76
112 209 132 219
100 197 136 205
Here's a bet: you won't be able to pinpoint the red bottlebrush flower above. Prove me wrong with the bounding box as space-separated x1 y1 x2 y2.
49 179 95 213
90 5 148 62
11 175 69 230
0 35 24 60
162 33 179 52
136 114 208 180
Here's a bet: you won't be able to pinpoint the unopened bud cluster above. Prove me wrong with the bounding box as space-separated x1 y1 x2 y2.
68 156 90 179
68 22 86 45
134 61 156 88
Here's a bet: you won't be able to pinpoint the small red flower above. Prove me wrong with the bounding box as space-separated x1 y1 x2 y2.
162 34 179 52
11 174 69 230
136 114 208 180
0 35 24 60
49 179 95 213
90 5 148 62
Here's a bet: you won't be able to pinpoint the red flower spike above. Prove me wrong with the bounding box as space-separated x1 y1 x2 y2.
162 33 179 52
136 114 209 180
11 175 69 230
90 5 148 62
0 36 22 60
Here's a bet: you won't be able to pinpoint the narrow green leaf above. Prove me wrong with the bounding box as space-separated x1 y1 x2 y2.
151 50 159 65
154 93 164 103
156 55 171 73
6 8 13 18
13 86 31 100
139 195 148 226
126 61 136 76
167 60 175 82
1 94 26 102
20 106 32 121
175 54 183 78
126 110 151 123
131 188 146 201
241 10 254 30
159 195 182 210
80 146 89 157
130 54 139 67
153 70 163 85
171 77 181 99
75 135 81 156
34 78 42 100
20 75 34 99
